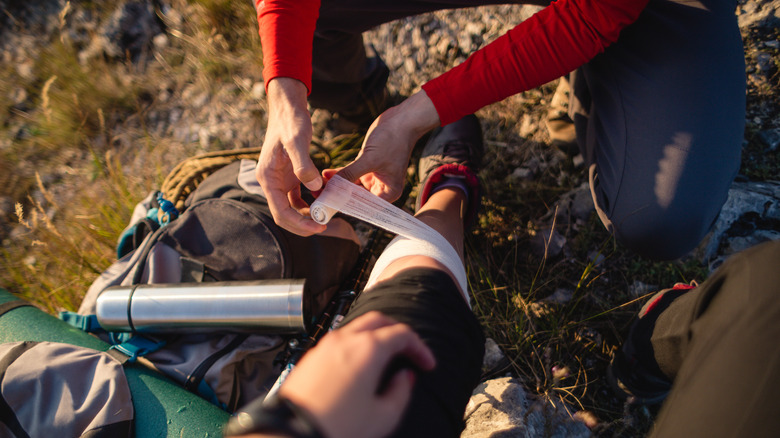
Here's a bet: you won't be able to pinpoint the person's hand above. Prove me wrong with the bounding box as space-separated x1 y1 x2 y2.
256 77 327 236
279 311 436 438
337 91 440 200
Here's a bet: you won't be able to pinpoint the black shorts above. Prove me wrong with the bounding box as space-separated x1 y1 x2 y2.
341 268 485 438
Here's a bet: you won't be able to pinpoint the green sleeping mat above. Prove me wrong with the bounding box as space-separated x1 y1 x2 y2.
0 288 231 437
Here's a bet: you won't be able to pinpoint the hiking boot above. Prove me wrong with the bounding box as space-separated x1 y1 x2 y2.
331 55 393 133
335 86 392 130
608 282 697 404
416 114 483 228
545 77 579 156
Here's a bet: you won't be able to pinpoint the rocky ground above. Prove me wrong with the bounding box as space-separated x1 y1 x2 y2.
1 0 778 436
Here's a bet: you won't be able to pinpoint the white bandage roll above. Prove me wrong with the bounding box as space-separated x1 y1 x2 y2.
310 175 468 300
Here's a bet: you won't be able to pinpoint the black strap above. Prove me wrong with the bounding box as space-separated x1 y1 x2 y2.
0 301 33 318
223 394 325 438
0 342 37 438
180 257 205 283
184 333 249 394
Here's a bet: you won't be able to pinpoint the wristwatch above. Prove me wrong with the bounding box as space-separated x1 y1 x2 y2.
224 394 326 438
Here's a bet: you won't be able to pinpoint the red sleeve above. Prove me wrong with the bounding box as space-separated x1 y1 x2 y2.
422 0 650 125
255 0 321 93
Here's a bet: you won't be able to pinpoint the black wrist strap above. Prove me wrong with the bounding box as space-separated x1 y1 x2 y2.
224 394 326 438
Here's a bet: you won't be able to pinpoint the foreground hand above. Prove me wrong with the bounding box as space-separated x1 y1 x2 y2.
279 312 436 438
337 91 440 200
256 78 327 236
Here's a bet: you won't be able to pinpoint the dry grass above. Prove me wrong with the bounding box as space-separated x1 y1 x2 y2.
3 154 140 312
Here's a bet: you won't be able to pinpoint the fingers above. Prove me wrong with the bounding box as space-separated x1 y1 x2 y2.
263 185 326 236
373 321 436 372
321 168 340 183
337 161 402 202
345 312 436 372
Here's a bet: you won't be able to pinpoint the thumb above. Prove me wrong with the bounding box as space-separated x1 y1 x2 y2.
336 157 371 184
287 146 322 191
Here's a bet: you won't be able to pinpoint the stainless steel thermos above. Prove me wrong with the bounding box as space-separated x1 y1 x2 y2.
95 280 307 333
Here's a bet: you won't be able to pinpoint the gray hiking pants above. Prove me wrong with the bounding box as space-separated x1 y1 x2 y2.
310 0 746 260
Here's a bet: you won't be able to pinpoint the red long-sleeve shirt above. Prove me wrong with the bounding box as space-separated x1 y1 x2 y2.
255 0 649 124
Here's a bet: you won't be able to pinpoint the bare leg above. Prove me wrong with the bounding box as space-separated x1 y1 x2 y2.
368 187 466 297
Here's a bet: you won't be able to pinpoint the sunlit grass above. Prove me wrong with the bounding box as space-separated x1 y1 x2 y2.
2 153 141 312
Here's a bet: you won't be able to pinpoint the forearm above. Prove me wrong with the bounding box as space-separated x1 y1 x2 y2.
423 0 649 124
376 90 440 142
266 78 309 124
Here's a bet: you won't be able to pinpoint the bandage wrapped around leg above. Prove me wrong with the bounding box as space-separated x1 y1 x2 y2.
365 235 469 305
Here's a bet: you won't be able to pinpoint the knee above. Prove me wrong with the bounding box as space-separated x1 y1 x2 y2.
610 205 716 260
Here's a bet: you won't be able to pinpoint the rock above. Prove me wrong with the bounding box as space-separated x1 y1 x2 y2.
543 183 594 224
15 60 34 80
251 82 266 100
737 0 780 29
587 250 606 266
756 51 773 73
0 196 14 219
569 184 595 220
81 0 164 63
529 288 575 317
436 37 451 56
725 229 780 253
697 180 780 267
152 33 169 50
9 87 27 106
482 338 511 379
458 32 474 53
759 129 780 151
629 280 657 298
511 167 534 180
518 113 537 138
462 377 590 438
545 288 575 304
403 58 416 74
530 227 567 258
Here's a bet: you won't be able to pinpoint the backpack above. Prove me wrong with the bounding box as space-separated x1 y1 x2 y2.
67 154 360 412
0 341 134 438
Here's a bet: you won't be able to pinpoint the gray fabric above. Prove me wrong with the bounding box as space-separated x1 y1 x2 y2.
144 333 284 410
78 230 156 315
143 241 182 284
237 159 267 197
0 342 133 437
